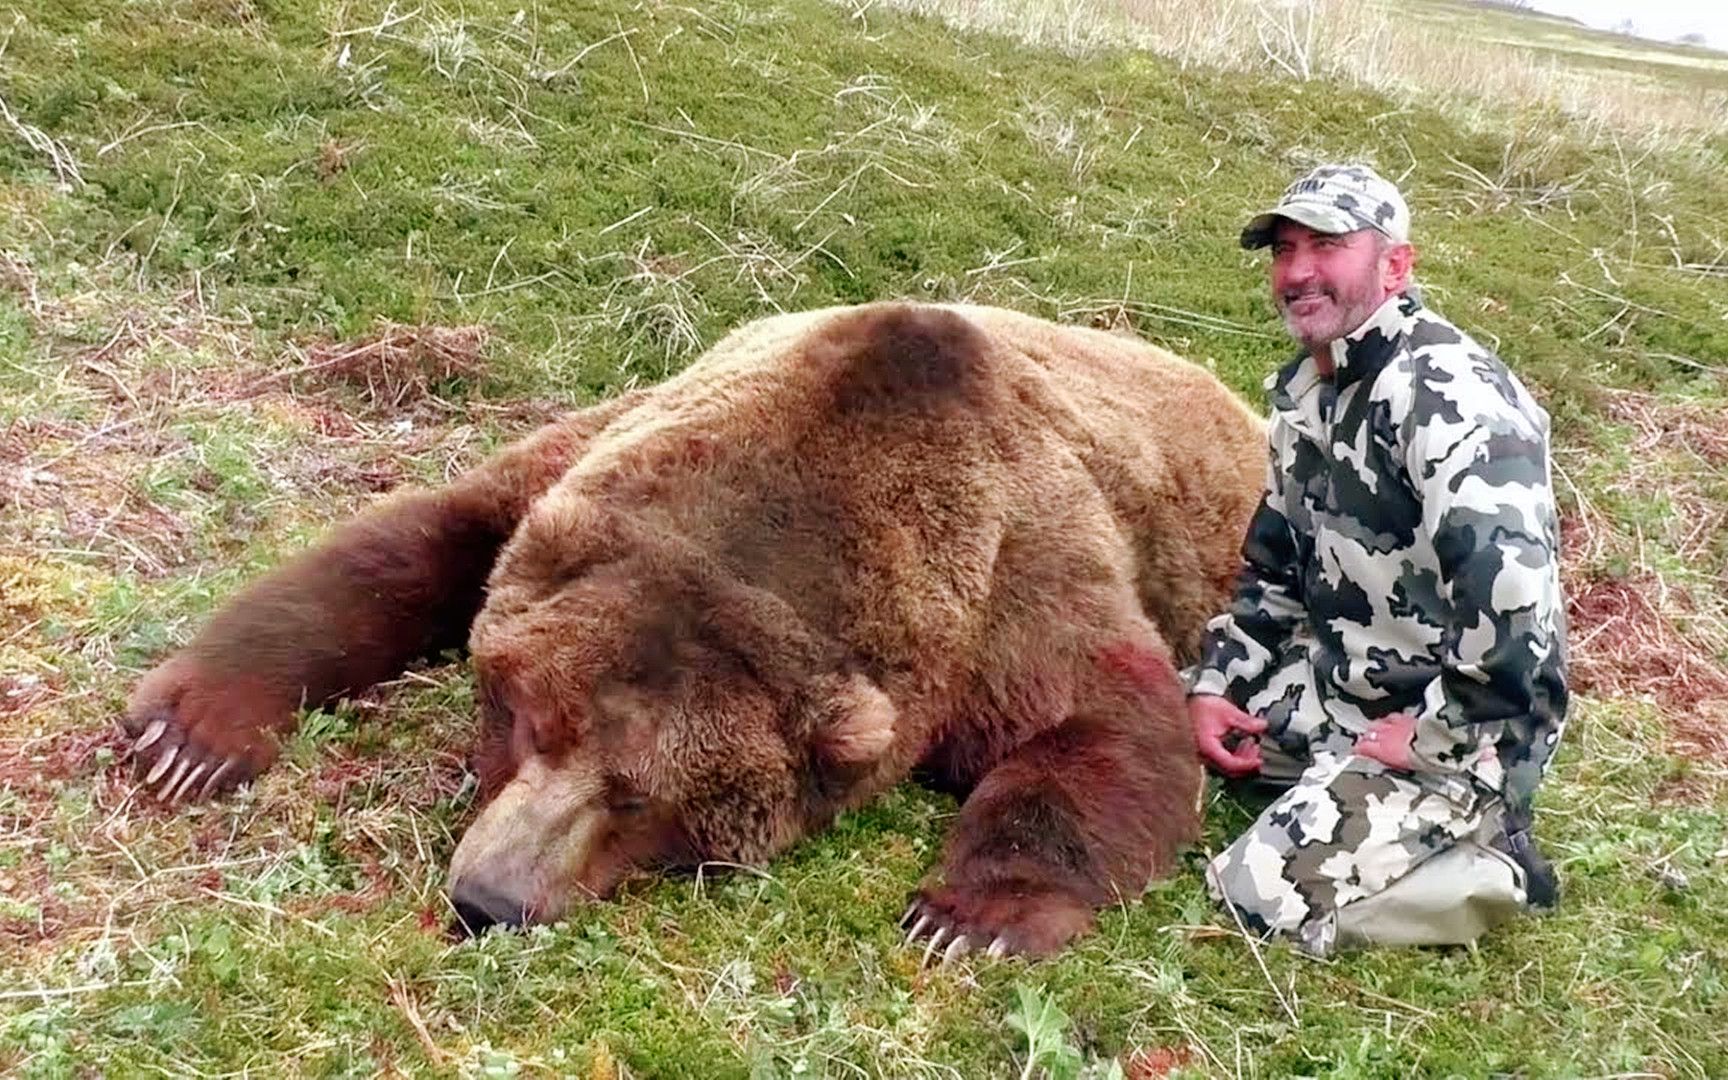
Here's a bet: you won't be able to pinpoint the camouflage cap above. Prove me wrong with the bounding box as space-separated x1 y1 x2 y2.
1240 163 1411 250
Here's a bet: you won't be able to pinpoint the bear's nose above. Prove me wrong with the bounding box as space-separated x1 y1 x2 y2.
450 879 530 938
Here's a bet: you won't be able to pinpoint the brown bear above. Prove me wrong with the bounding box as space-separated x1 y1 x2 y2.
124 302 1264 957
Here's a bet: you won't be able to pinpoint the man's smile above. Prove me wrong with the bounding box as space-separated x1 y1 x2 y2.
1286 295 1330 316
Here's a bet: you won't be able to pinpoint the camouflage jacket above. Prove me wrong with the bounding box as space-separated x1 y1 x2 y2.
1189 293 1568 808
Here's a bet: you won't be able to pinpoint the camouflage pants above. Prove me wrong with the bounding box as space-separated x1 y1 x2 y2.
1205 640 1529 958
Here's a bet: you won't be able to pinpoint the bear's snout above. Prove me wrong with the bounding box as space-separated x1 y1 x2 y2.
446 756 607 934
450 879 531 938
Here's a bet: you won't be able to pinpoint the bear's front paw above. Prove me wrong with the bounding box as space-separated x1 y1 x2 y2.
121 656 286 803
902 879 1096 962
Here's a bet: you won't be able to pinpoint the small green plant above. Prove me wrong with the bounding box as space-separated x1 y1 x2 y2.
1006 984 1123 1080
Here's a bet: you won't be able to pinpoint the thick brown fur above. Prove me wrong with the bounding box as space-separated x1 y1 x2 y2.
124 303 1264 954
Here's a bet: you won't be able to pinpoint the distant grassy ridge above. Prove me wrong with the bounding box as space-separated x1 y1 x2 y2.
1 0 1725 1076
864 0 1728 140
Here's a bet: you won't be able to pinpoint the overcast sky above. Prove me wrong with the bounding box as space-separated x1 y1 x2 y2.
1525 0 1728 47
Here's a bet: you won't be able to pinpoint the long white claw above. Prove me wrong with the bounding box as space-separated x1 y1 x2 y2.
199 760 235 799
943 935 971 966
921 926 949 967
157 758 191 800
986 936 1009 959
170 762 208 802
900 901 920 928
133 719 167 753
907 914 931 942
143 745 179 786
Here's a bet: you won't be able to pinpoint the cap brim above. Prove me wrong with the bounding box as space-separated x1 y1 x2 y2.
1239 203 1366 249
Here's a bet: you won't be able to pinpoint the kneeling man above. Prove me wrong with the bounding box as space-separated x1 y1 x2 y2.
1188 164 1567 957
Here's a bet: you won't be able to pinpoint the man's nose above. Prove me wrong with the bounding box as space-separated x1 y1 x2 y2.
1279 249 1317 284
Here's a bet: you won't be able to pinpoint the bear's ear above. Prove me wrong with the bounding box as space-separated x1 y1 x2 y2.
807 673 895 769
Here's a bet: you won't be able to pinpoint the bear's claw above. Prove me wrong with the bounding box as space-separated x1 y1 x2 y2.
135 743 245 803
942 934 971 964
168 762 207 802
125 715 250 804
902 880 1096 961
134 719 168 753
121 656 278 803
199 760 235 799
906 907 969 969
903 899 988 968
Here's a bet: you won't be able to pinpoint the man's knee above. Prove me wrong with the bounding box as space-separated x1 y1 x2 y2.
1333 810 1530 950
1209 763 1530 957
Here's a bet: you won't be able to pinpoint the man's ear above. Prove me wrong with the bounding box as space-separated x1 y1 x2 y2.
806 673 895 769
1383 241 1416 295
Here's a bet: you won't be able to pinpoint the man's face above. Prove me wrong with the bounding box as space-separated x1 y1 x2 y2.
1269 220 1411 355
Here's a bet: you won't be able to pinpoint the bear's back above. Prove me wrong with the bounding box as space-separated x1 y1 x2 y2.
518 303 1261 666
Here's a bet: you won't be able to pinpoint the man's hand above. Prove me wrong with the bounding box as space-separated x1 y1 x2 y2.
1189 694 1267 778
1354 714 1416 770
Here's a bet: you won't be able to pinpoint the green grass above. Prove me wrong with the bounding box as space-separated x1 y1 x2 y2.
2 0 1726 1075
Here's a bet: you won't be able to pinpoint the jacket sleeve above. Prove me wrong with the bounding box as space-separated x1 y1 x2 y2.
1401 374 1568 807
1188 435 1309 705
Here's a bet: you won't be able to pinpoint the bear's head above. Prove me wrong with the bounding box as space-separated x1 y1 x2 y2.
448 497 895 934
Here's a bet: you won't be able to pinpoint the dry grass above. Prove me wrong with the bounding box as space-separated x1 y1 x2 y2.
0 270 516 580
0 58 86 193
853 0 1728 144
0 260 530 979
0 688 473 951
277 320 491 411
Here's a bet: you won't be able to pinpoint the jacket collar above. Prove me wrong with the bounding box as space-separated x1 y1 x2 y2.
1266 292 1421 416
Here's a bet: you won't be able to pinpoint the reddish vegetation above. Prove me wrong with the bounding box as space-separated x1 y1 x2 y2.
1557 390 1728 782
1565 570 1728 766
0 727 121 793
1124 1044 1197 1079
0 713 465 949
0 414 196 578
0 674 56 718
309 853 396 917
0 310 534 580
0 728 122 945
